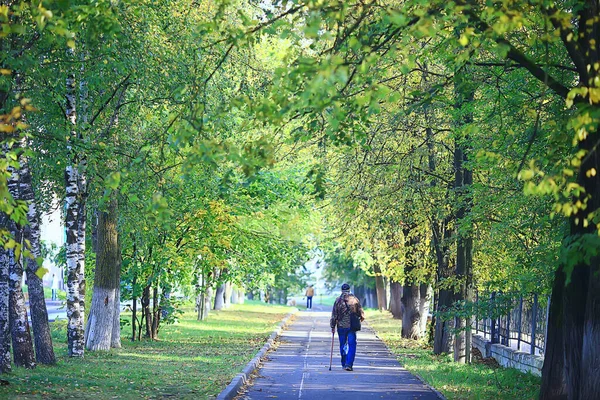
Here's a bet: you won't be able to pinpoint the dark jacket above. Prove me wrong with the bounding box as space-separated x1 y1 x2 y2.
330 293 365 329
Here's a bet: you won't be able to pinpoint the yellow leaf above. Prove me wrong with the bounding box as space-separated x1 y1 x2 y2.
36 267 49 280
0 68 11 75
586 168 597 177
518 169 534 180
0 124 14 133
67 39 75 49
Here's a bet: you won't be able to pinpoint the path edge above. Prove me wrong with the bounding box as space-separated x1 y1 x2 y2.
373 331 447 400
215 308 299 400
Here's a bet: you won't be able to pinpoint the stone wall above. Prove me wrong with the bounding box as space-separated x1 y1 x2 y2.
472 334 544 376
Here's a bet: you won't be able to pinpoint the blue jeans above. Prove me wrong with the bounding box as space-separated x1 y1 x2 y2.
306 296 313 309
337 328 357 368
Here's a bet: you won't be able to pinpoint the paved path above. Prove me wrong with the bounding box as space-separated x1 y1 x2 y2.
237 305 440 400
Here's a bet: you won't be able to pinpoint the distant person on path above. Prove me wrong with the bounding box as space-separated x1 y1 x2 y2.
330 283 365 371
305 285 314 309
51 274 59 300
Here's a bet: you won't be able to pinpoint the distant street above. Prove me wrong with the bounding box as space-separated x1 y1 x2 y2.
44 300 67 321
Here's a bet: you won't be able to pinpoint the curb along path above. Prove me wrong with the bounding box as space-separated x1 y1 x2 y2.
223 305 442 400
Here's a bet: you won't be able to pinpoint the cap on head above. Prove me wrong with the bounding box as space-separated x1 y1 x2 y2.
341 283 350 292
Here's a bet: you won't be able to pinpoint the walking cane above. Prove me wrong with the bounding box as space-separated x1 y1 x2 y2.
328 330 335 371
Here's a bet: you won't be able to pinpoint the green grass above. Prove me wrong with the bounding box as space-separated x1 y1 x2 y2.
21 286 66 301
0 301 293 399
365 310 541 400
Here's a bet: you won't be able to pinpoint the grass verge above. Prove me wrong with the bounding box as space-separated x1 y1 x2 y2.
365 310 541 400
0 301 293 399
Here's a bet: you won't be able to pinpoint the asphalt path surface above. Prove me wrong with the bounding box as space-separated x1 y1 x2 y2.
237 304 440 400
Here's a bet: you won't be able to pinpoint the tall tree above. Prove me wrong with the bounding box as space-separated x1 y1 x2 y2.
85 196 121 351
452 67 475 363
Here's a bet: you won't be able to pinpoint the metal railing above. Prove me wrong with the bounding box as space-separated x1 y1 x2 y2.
473 292 549 356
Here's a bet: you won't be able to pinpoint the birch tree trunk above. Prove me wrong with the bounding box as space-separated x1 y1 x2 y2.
8 227 36 369
20 162 55 364
85 196 121 351
76 187 87 330
5 158 35 369
0 231 11 373
65 60 85 357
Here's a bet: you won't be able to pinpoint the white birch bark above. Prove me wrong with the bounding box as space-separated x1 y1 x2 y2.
7 161 35 369
20 161 56 364
8 238 35 369
76 185 87 331
0 237 11 373
65 55 85 357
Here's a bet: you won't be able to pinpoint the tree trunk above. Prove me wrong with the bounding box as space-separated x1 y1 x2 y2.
76 191 87 329
8 229 36 369
111 286 121 348
6 162 35 369
205 287 213 317
366 286 376 309
85 197 121 351
580 263 600 398
20 162 55 364
452 67 474 364
214 283 225 310
231 287 239 304
539 268 567 399
372 263 387 311
389 281 403 319
419 284 432 336
65 59 85 357
538 4 600 396
561 126 599 400
434 288 454 354
0 241 10 373
142 285 151 338
151 286 160 339
224 281 232 308
401 284 422 339
424 97 454 355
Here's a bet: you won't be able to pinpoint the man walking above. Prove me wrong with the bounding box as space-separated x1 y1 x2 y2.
51 274 59 301
330 283 365 371
305 284 314 309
